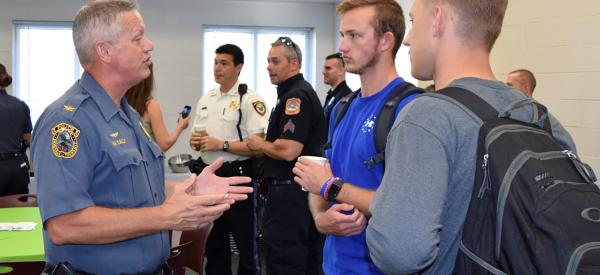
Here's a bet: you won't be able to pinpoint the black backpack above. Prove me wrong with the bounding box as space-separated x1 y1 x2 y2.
435 87 600 275
324 82 423 168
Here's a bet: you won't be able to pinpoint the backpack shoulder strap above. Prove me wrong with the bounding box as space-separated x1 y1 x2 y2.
435 86 498 121
322 90 359 152
236 84 248 141
374 82 424 153
333 90 360 128
364 82 424 168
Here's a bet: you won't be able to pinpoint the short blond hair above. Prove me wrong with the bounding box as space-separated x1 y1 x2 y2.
336 0 405 58
427 0 507 52
73 0 138 65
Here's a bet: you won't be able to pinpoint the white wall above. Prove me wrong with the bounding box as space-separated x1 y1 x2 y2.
491 0 600 173
0 0 337 162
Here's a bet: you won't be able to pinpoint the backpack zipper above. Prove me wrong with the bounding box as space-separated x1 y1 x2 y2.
541 179 588 192
565 242 600 275
478 154 490 198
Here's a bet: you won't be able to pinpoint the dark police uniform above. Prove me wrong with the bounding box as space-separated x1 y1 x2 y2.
31 72 169 275
323 80 352 128
0 89 32 196
262 74 326 275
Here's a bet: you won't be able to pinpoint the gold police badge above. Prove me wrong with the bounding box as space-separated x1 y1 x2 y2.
51 123 80 158
252 101 267 116
230 99 240 111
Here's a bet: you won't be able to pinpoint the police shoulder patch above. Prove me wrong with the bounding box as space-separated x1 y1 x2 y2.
285 98 301 115
51 123 80 158
252 100 267 116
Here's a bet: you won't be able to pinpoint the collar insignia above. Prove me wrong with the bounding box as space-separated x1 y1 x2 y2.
63 105 76 112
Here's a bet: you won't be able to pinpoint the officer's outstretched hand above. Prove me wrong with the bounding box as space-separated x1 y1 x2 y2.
162 174 233 231
314 203 366 236
193 157 253 201
293 157 333 194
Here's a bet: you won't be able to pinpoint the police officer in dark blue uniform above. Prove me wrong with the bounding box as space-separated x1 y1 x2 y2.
0 63 32 196
247 37 326 275
31 1 252 274
321 52 351 129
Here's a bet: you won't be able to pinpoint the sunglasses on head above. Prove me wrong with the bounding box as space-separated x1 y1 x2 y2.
277 36 300 58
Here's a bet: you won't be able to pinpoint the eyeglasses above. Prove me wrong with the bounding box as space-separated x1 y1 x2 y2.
277 36 301 61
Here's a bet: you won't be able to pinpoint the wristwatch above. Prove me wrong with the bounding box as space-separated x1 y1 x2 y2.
327 178 345 202
222 140 230 152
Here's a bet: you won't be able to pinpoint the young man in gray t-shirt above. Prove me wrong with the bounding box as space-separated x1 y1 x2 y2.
366 1 576 274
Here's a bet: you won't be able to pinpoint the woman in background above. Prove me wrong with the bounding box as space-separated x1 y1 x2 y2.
0 63 32 195
125 64 190 151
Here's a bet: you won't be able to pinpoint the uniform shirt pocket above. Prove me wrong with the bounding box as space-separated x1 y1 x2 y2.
106 146 144 207
220 107 240 122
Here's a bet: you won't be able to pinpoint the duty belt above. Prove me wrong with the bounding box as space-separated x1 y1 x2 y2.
0 152 21 161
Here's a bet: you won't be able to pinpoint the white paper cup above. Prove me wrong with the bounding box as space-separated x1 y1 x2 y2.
193 124 207 136
298 156 327 191
299 156 326 166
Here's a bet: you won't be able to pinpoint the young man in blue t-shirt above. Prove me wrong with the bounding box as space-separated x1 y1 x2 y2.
292 0 418 274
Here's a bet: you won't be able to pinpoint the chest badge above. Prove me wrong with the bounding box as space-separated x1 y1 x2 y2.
230 99 240 111
51 123 80 158
109 131 119 138
285 98 301 115
252 101 267 116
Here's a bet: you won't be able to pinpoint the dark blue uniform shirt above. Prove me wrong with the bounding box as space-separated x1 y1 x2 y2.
263 74 326 180
0 89 32 153
31 72 168 274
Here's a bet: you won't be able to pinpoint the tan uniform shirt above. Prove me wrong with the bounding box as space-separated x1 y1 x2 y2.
192 81 269 164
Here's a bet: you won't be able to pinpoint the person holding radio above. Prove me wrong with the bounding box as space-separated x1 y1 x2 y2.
125 63 190 151
189 43 268 275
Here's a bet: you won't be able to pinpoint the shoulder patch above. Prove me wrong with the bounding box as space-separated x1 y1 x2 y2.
252 101 267 116
285 98 301 115
51 123 80 158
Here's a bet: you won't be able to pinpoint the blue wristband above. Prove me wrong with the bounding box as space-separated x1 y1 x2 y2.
320 177 334 199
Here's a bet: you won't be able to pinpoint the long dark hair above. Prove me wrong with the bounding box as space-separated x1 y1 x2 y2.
0 63 13 88
125 63 154 116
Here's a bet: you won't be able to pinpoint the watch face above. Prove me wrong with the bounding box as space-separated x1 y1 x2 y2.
223 141 229 151
328 179 343 201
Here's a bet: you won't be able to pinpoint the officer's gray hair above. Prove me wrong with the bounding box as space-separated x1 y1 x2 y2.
271 39 303 69
73 0 138 65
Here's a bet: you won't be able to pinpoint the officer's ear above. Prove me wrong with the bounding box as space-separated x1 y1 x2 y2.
235 63 243 76
95 40 112 64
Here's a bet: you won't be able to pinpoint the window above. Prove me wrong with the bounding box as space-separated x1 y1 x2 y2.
14 22 82 126
203 26 314 110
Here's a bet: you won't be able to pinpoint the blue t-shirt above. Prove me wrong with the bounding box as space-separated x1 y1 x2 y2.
31 72 168 274
323 78 418 274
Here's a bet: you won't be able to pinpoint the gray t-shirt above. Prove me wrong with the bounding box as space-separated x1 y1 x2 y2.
366 77 576 275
